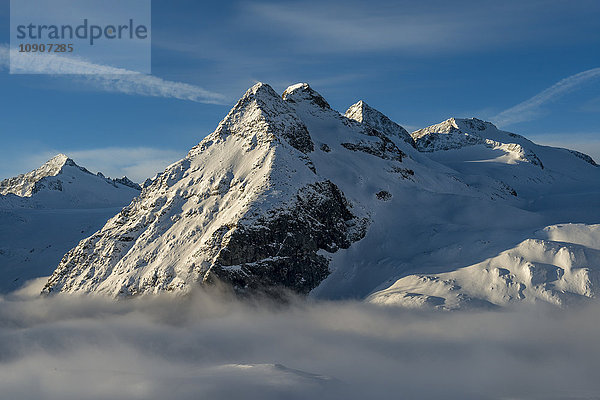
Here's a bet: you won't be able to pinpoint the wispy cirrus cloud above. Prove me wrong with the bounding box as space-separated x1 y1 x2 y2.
0 45 226 104
242 0 598 55
493 68 600 126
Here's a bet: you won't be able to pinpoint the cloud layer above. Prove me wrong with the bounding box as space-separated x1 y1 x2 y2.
3 281 600 400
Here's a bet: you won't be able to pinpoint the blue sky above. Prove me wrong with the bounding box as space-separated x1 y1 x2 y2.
1 0 599 181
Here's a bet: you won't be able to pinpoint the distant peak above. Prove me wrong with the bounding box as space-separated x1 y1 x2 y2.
282 83 331 109
0 154 87 197
446 117 498 132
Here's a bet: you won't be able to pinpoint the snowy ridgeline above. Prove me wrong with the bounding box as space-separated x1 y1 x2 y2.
0 155 141 293
3 82 600 309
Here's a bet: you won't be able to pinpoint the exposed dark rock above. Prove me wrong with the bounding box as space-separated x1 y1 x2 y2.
375 191 392 201
568 149 598 166
113 176 142 190
204 181 368 294
341 128 406 162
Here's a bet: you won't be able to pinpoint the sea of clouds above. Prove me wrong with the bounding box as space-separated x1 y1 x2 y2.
1 279 600 400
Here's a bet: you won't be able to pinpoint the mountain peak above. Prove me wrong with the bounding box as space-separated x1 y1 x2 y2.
413 117 498 140
411 117 543 169
282 83 331 110
39 80 600 305
0 154 141 200
344 100 370 121
0 154 81 197
202 82 315 154
244 82 280 100
345 100 415 147
46 153 78 170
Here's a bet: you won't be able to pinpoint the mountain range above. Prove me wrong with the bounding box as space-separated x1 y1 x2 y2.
3 82 599 309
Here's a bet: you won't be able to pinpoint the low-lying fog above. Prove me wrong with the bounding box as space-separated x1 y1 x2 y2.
1 279 599 400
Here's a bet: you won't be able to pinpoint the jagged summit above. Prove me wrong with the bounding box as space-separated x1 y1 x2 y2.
345 100 414 147
282 83 331 110
47 153 77 168
194 82 314 155
239 82 287 107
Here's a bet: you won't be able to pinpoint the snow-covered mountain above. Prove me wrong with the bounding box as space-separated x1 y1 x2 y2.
40 83 600 308
409 117 599 215
369 224 600 309
0 154 140 209
367 118 600 308
0 155 140 292
42 83 467 296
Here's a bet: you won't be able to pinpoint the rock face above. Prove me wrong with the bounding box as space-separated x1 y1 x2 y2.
207 181 363 294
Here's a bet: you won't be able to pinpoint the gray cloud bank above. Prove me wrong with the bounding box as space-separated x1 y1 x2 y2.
2 283 600 400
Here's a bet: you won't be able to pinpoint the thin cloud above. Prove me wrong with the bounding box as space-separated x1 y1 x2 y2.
243 0 594 55
493 68 600 126
0 45 226 104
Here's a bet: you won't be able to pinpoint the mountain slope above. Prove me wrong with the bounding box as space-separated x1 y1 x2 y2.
369 223 600 309
365 119 600 309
